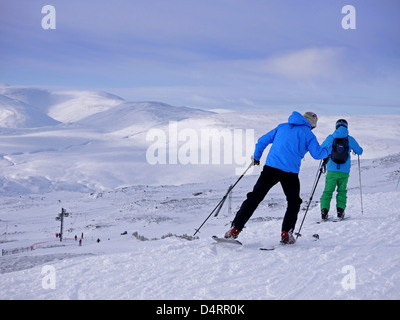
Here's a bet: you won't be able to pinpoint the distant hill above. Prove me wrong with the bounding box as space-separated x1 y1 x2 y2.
0 84 125 126
0 93 60 128
0 84 399 194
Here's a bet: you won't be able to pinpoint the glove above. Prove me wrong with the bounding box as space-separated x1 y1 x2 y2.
251 155 260 166
321 156 330 173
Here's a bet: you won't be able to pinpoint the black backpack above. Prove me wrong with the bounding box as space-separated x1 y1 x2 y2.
331 137 349 167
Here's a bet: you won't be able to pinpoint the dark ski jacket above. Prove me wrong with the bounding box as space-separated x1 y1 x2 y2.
253 111 329 173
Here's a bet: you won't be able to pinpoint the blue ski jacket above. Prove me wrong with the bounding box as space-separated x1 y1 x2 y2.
253 111 330 173
321 126 363 173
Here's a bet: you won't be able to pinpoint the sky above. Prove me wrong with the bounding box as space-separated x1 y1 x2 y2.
1 0 400 113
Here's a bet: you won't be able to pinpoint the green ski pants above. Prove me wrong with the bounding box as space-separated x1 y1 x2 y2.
320 171 349 211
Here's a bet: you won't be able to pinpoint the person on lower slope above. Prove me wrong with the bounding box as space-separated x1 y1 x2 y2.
225 111 330 244
320 119 363 220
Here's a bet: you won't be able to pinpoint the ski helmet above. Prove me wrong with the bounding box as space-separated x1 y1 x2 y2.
336 119 348 129
303 112 318 129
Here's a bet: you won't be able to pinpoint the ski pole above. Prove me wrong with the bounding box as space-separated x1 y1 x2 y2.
214 184 233 218
358 155 364 214
295 160 324 239
193 162 253 236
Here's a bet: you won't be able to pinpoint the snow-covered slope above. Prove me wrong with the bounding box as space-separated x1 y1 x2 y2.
0 85 399 194
0 85 124 123
0 94 60 128
0 153 399 300
0 85 399 300
0 85 217 192
76 101 213 135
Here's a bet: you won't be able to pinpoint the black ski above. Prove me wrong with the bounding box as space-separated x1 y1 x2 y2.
212 235 242 245
259 246 276 251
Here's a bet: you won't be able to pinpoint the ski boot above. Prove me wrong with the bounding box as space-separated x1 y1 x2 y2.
280 229 296 245
224 226 240 239
337 207 345 219
321 208 329 220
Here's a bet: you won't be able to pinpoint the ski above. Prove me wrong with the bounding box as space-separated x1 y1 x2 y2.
316 217 333 224
259 243 294 251
332 216 350 222
260 234 319 250
212 235 242 245
316 216 350 223
259 246 276 251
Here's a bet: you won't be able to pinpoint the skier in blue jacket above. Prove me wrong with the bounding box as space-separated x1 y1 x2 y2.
320 119 363 220
225 111 330 244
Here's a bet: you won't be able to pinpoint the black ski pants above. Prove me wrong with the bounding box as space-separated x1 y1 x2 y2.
232 165 303 233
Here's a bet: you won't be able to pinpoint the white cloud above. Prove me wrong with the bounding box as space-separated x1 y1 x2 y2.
261 47 346 80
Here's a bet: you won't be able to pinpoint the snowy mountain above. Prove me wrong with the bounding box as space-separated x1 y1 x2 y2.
0 84 124 123
0 85 399 300
0 85 217 192
0 93 60 128
76 101 213 135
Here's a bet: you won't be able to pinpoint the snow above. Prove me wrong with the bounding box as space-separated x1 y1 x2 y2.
0 85 399 300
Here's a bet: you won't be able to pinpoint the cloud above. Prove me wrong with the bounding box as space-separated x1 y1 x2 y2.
260 47 346 80
1 1 399 112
